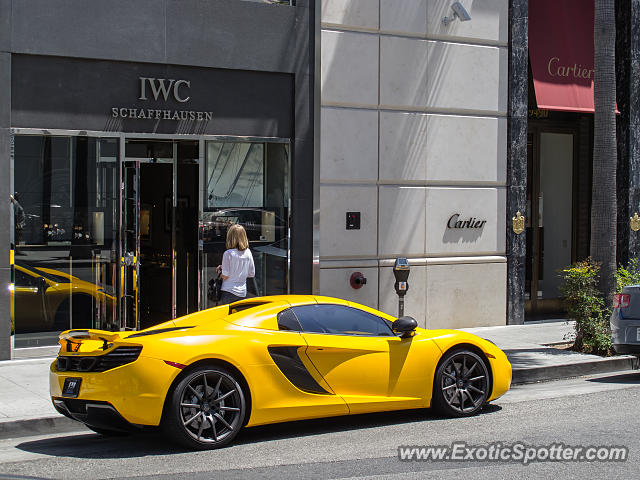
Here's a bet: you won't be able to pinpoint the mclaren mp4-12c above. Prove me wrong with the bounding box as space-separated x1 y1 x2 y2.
50 295 512 449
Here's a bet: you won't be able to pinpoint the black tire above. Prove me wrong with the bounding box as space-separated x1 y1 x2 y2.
432 349 490 417
163 366 247 450
86 425 129 436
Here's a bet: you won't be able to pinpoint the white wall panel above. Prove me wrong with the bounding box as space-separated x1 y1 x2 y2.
322 30 379 105
378 186 426 256
322 0 379 29
320 185 378 257
426 42 507 113
425 115 506 183
380 0 428 35
425 187 506 255
379 111 428 181
321 107 378 181
426 0 508 43
380 36 429 108
426 262 506 328
319 267 379 309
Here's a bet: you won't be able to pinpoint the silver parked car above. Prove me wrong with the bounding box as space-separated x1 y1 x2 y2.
610 286 640 354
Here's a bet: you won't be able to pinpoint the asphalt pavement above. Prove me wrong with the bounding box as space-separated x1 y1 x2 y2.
0 370 638 479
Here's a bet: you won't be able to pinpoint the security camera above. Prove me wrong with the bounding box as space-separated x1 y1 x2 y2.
442 2 472 26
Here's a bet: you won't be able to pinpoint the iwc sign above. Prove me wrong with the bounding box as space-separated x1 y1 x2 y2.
447 214 487 229
110 77 213 121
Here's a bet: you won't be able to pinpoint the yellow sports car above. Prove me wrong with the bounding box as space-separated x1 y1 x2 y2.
50 296 512 449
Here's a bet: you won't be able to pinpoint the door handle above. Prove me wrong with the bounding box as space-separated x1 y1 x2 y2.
123 252 135 267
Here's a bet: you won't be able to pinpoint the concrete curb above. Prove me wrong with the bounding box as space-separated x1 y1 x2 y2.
0 416 84 440
511 355 640 385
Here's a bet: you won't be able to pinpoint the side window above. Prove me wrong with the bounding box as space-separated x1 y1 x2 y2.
15 269 38 288
277 308 302 331
293 304 394 336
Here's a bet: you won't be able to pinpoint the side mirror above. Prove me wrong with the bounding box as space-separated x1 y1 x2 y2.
392 316 417 338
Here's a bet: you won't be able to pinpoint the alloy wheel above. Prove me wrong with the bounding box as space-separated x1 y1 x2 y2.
175 369 245 446
438 351 489 416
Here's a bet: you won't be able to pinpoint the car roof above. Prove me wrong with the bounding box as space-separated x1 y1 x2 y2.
222 295 396 330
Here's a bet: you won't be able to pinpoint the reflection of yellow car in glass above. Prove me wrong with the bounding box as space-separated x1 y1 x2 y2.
12 263 115 333
50 296 512 450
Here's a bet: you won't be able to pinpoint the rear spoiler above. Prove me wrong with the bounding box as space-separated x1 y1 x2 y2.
59 329 122 352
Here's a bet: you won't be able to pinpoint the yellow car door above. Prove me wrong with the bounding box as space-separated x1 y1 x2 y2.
294 303 432 414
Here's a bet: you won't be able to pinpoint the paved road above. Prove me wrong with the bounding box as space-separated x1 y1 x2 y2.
0 371 639 480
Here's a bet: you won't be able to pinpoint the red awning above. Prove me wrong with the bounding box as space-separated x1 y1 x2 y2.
529 0 595 113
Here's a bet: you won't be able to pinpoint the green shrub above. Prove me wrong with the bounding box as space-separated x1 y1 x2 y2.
615 258 640 292
559 259 612 356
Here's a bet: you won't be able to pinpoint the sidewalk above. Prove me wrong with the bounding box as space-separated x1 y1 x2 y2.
463 320 639 384
0 321 637 439
0 353 79 438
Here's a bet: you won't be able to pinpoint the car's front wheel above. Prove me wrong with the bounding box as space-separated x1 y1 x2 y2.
163 366 247 449
432 349 490 417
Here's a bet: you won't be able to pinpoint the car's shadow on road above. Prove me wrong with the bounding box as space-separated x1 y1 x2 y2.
587 371 640 384
15 404 502 459
236 404 501 446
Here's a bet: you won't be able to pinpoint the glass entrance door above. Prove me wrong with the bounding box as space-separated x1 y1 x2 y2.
121 140 199 330
525 131 576 318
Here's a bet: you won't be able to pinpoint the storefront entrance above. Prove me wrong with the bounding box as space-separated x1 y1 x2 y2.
525 118 592 319
122 139 199 330
11 132 290 346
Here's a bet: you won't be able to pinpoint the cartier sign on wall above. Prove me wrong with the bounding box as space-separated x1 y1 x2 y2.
447 214 487 229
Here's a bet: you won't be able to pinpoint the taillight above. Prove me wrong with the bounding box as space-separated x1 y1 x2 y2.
613 294 630 308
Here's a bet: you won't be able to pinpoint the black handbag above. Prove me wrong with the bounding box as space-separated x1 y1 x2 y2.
208 274 223 304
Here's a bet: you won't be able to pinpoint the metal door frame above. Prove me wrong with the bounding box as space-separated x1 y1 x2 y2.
120 159 141 330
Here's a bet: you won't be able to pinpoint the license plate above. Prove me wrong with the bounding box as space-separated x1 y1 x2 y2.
62 378 82 398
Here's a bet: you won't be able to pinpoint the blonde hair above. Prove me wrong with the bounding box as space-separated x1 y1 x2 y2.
226 224 249 251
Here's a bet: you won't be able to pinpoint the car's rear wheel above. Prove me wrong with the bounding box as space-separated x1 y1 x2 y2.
163 366 246 449
432 349 489 417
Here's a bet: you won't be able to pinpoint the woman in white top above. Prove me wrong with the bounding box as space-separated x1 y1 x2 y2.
216 224 255 305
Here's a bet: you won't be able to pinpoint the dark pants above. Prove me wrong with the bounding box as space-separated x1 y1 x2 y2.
218 291 245 306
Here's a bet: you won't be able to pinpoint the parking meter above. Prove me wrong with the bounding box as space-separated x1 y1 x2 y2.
393 258 410 317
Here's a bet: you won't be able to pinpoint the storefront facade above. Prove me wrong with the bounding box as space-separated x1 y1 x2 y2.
317 0 640 329
0 0 318 358
4 0 640 359
509 0 640 323
318 0 509 328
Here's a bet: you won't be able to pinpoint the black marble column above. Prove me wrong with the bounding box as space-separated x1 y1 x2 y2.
615 0 640 264
289 0 317 294
506 0 528 325
627 0 640 260
616 0 629 266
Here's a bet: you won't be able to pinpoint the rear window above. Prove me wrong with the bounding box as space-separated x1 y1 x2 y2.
277 309 302 331
229 302 270 315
